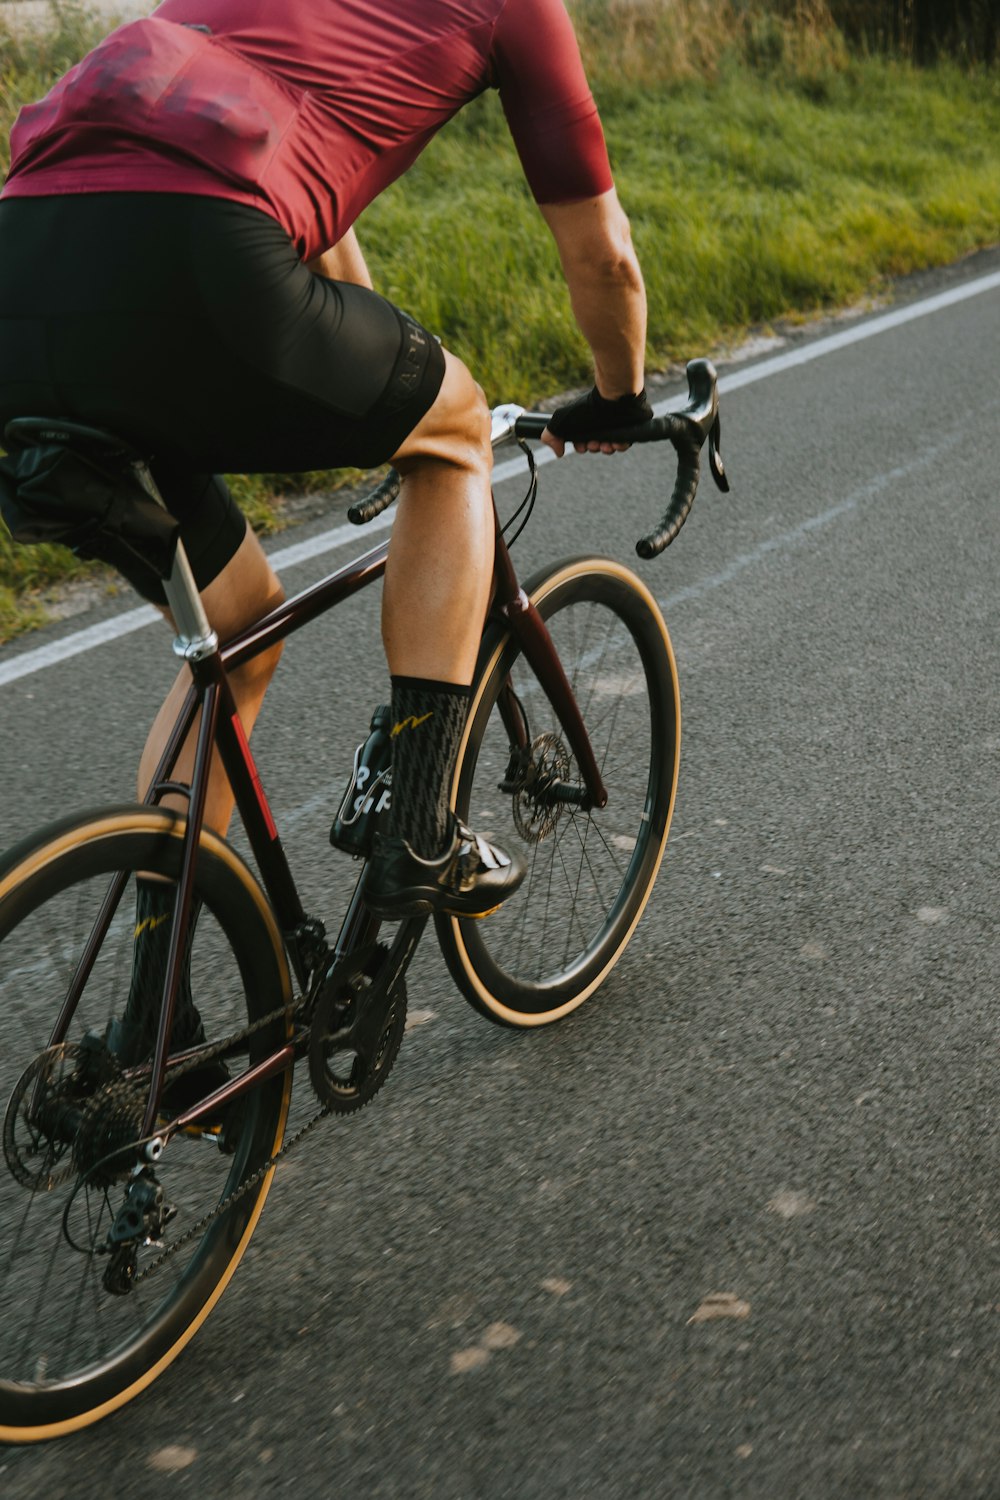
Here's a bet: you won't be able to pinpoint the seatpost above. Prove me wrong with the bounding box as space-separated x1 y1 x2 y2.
133 459 219 663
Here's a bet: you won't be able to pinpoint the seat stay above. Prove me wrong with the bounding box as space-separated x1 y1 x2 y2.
45 868 132 1053
139 675 222 1140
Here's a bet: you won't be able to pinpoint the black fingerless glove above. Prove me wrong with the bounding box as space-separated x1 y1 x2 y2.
547 386 653 443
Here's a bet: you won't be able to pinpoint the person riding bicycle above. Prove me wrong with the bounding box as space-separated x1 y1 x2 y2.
0 0 652 1058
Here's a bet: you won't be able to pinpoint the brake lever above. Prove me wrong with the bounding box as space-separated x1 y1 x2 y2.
708 413 729 493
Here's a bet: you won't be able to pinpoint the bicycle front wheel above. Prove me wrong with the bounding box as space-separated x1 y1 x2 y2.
437 556 680 1026
0 807 292 1442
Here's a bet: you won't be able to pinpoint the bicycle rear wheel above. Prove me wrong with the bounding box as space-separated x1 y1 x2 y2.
437 556 680 1026
0 807 291 1442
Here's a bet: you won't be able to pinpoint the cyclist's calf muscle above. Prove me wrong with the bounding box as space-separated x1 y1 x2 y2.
382 351 494 686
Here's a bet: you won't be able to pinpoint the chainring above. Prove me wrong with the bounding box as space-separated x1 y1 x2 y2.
512 732 572 843
3 1042 120 1192
308 943 407 1114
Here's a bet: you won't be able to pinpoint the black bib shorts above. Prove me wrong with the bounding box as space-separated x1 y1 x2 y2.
0 193 446 602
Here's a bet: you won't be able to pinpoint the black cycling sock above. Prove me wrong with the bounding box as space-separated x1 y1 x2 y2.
121 878 204 1050
387 676 471 858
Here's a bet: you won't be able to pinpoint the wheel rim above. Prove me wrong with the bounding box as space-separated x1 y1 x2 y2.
448 561 679 1021
0 818 288 1434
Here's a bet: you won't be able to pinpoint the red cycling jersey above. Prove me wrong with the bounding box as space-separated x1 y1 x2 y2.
3 0 613 260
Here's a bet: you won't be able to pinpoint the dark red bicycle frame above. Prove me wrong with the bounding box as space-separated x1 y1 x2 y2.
62 500 608 1140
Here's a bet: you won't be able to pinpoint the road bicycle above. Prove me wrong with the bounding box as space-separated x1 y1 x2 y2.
0 360 727 1440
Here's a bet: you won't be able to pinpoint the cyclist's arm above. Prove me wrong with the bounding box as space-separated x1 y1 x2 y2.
306 227 373 288
492 0 645 407
539 189 646 400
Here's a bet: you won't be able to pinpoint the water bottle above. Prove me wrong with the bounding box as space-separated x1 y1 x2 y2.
330 704 393 858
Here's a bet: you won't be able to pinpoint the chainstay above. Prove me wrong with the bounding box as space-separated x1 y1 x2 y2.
97 943 404 1285
98 993 315 1285
156 994 302 1084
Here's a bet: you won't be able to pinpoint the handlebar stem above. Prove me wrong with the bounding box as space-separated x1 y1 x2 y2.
490 404 526 449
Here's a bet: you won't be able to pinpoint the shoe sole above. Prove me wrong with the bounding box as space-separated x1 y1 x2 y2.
365 889 512 920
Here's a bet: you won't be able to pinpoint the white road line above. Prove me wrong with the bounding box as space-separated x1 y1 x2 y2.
0 603 161 683
713 270 1000 395
2 265 998 689
661 429 963 612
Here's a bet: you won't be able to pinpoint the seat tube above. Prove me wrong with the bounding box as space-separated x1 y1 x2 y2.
135 460 219 664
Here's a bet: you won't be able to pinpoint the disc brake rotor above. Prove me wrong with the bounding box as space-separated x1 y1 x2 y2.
512 732 572 843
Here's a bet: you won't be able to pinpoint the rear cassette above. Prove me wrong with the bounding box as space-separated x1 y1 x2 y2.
3 1042 120 1192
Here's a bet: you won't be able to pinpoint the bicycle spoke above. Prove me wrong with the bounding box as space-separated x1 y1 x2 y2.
16 1217 62 1374
0 814 290 1428
551 820 595 969
446 560 677 1020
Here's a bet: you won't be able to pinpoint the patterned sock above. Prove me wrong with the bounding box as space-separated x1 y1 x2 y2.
388 675 471 857
122 878 204 1047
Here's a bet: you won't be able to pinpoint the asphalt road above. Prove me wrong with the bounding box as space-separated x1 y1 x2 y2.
1 248 999 1497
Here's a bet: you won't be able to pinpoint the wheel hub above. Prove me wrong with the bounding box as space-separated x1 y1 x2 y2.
511 732 573 843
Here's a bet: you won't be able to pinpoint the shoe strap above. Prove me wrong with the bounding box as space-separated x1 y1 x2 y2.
457 822 510 871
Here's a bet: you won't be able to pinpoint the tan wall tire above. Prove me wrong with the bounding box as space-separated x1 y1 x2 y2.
436 557 680 1028
0 806 292 1442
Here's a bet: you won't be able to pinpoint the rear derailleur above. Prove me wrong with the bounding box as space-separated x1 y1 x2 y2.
101 1166 177 1296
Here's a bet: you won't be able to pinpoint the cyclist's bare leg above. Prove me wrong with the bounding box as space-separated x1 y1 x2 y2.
365 346 525 915
135 350 488 841
137 525 285 835
382 350 493 685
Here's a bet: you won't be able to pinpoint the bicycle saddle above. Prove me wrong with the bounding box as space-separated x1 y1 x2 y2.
0 416 179 579
3 416 143 464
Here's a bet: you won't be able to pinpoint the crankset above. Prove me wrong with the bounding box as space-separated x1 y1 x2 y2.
308 942 407 1114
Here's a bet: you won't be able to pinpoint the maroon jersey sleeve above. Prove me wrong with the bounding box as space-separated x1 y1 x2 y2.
491 0 614 204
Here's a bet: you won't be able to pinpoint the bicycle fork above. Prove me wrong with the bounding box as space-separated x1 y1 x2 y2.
490 513 608 812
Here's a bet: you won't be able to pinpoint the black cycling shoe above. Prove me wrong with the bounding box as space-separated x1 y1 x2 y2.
99 1010 231 1120
364 817 525 919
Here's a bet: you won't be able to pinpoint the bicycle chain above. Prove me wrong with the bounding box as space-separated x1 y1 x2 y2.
89 994 335 1286
133 1096 332 1285
89 945 400 1287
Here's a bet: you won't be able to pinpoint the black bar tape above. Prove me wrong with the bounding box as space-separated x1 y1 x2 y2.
348 467 402 525
636 448 701 559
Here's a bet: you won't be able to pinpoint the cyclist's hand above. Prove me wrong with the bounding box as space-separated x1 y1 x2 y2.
541 386 653 458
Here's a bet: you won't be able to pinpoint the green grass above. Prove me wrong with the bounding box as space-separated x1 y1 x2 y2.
0 3 998 639
361 58 1000 395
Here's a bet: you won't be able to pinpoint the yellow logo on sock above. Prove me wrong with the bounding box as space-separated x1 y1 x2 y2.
391 711 433 737
134 913 170 939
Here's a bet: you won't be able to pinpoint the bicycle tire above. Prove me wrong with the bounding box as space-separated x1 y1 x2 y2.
0 806 292 1442
437 556 680 1026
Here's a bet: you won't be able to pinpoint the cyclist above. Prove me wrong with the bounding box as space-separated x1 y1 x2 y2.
0 1 653 1056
